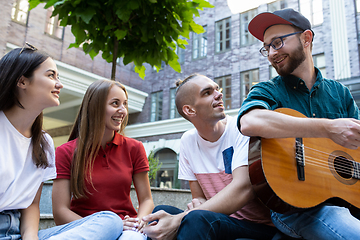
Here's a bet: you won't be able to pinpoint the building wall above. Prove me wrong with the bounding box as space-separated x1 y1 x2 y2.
135 0 360 133
2 0 148 93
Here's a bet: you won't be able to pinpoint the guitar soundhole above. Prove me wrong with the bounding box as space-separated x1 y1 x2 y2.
329 151 357 185
334 156 353 179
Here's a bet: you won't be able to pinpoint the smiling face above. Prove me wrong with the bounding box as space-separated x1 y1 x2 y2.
104 85 128 134
20 57 63 110
189 75 225 123
264 24 306 77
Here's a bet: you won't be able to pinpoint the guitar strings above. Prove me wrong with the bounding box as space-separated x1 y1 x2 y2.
292 140 357 177
306 156 351 176
301 155 351 175
301 146 354 175
294 139 348 160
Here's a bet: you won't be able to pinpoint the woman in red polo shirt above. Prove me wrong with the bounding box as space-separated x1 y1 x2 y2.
53 79 154 240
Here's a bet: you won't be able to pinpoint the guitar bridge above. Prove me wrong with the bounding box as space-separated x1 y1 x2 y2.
296 138 305 181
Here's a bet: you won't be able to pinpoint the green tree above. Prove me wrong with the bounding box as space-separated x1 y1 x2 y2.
29 0 213 79
147 149 162 185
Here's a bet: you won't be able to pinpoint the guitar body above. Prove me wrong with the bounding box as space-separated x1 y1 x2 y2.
249 108 360 214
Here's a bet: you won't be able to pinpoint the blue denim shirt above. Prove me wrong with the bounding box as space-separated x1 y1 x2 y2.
238 67 359 129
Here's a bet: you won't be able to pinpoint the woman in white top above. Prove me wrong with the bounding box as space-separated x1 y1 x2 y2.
0 44 122 240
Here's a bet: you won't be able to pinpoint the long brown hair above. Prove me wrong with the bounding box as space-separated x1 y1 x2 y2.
0 47 51 168
68 79 128 199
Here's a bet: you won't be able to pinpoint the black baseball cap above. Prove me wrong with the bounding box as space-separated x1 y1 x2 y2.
248 8 314 42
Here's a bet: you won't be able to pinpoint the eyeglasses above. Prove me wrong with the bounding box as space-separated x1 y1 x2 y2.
19 42 38 55
259 31 303 57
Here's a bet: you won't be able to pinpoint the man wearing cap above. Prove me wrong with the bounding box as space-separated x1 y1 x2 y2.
238 8 360 239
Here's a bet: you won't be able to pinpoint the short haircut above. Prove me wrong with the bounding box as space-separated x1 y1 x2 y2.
175 73 202 121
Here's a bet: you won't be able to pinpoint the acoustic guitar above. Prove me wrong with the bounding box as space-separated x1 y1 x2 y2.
248 108 360 214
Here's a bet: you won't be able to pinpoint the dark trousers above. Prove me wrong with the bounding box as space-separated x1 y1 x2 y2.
152 205 278 240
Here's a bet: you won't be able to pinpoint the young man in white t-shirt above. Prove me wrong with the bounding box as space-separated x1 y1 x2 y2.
143 74 278 240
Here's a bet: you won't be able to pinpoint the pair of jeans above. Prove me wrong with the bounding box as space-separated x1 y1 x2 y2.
38 211 122 240
152 205 277 240
0 210 21 240
119 230 147 240
271 203 360 239
1 210 122 240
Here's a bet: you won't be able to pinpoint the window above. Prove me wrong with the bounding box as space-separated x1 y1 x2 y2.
240 9 257 46
11 0 29 24
215 18 231 53
176 37 186 64
215 76 232 110
342 81 360 108
313 54 326 78
169 88 180 119
269 65 278 79
45 7 64 39
241 69 259 102
150 91 163 121
192 26 207 59
268 0 288 12
153 148 180 189
300 0 323 26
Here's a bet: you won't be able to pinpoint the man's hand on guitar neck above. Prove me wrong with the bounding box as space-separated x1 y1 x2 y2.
240 108 360 149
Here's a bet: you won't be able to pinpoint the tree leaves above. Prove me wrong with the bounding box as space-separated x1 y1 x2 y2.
190 21 205 34
78 7 96 24
28 0 214 79
134 65 146 79
114 30 127 40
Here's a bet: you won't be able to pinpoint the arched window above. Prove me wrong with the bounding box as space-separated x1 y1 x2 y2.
153 148 179 189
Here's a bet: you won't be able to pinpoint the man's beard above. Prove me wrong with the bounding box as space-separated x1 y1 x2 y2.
272 41 306 77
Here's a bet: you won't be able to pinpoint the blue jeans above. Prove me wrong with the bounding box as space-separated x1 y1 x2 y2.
0 210 21 240
1 210 122 240
271 203 360 239
119 230 147 240
152 205 278 240
38 211 122 240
